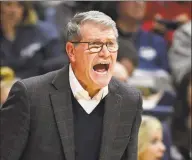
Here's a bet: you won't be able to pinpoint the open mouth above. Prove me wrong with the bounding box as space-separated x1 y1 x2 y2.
93 63 110 73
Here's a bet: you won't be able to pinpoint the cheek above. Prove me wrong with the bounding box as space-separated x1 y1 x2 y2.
16 8 23 20
143 146 156 159
77 53 95 73
87 53 97 64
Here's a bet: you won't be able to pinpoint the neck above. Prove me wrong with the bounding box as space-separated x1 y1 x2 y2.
84 85 100 98
116 18 139 33
79 79 101 98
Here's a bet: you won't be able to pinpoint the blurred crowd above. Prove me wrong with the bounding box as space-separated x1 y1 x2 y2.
0 1 191 160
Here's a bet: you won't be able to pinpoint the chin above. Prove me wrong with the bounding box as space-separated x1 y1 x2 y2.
96 80 110 88
91 75 112 88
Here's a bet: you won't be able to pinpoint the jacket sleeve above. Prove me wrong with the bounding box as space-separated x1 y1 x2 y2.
0 81 30 160
126 92 143 160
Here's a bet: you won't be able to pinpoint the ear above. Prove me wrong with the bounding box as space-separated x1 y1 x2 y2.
66 42 76 62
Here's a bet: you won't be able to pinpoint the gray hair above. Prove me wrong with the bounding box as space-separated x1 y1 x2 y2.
67 10 118 41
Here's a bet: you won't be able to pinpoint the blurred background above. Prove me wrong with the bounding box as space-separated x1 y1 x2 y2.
0 1 191 160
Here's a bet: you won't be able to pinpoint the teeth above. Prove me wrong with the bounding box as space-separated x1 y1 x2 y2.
99 62 110 65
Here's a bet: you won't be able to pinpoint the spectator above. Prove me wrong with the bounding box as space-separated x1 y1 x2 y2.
116 1 170 74
168 21 191 86
109 1 176 95
138 115 166 160
0 1 68 79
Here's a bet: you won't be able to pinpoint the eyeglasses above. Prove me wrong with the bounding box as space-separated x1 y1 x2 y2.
70 41 119 53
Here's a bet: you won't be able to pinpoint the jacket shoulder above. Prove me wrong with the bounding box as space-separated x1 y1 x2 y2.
20 69 60 91
112 78 142 100
111 78 143 111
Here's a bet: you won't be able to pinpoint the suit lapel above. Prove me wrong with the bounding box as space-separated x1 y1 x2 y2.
50 65 75 160
99 79 122 160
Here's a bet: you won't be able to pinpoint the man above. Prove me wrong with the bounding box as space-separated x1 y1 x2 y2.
115 1 175 95
0 11 142 160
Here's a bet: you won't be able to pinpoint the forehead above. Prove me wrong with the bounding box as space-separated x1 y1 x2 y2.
80 22 116 41
150 128 162 139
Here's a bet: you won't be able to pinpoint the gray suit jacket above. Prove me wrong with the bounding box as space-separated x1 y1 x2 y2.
0 65 142 160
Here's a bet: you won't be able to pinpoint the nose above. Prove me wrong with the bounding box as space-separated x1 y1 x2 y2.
98 44 111 58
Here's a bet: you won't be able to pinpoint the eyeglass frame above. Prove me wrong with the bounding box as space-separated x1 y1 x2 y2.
70 41 119 53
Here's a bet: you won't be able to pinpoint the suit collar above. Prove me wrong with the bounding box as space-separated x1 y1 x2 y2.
51 65 75 160
51 65 71 91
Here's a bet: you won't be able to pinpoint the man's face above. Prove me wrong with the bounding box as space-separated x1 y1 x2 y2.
66 22 118 91
118 1 146 21
1 1 24 26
